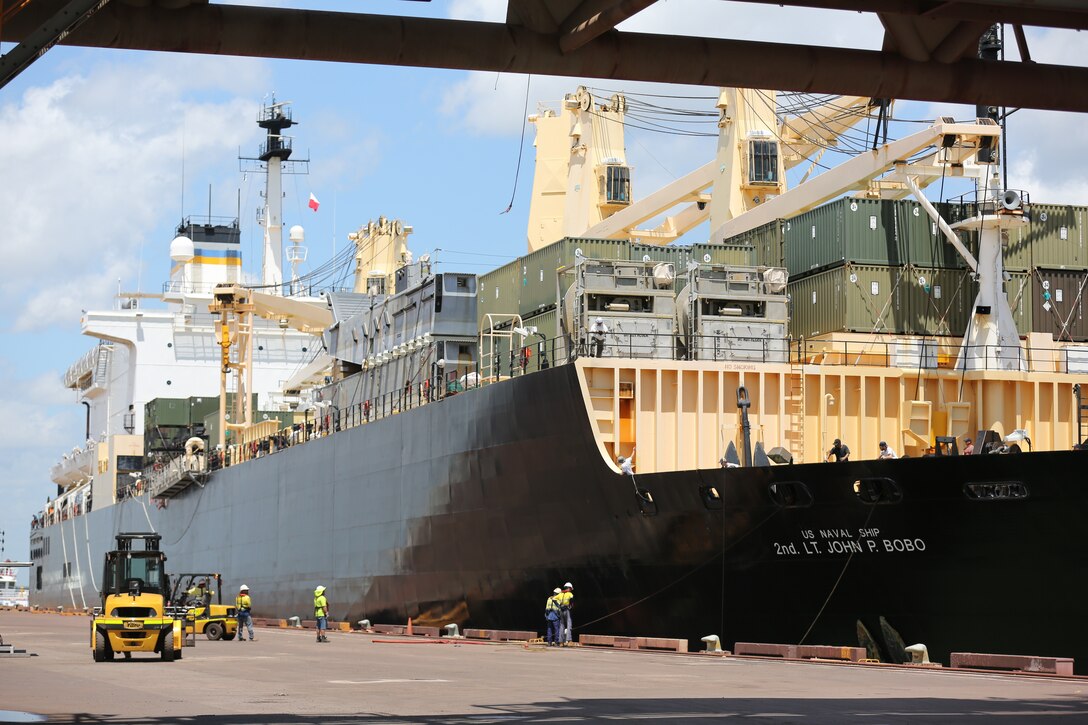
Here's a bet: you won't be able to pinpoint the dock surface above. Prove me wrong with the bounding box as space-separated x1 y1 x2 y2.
2 611 1086 723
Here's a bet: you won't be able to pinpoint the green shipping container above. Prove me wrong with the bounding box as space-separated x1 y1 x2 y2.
904 201 968 269
520 237 630 316
630 242 691 266
1025 203 1088 269
144 398 190 428
725 219 785 268
1004 271 1033 336
691 243 755 267
788 263 911 337
905 266 975 336
477 259 521 327
785 198 906 278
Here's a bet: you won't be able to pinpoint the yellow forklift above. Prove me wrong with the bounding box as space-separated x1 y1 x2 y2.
169 573 239 641
90 532 182 662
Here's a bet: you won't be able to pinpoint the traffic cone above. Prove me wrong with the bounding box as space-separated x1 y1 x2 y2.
407 617 414 636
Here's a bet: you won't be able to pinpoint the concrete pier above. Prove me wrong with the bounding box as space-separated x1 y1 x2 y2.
1 611 1086 723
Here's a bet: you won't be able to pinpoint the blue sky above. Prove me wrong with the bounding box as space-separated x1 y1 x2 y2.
1 0 1085 579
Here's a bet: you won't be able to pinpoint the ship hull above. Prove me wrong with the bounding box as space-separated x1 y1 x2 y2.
32 364 1088 670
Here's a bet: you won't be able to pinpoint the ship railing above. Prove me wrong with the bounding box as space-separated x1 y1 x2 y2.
31 481 92 530
146 453 207 499
200 332 1088 475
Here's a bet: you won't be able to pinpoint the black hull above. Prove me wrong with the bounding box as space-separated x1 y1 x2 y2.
31 364 1088 671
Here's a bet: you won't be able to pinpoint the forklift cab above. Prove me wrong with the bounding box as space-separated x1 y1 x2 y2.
168 573 238 641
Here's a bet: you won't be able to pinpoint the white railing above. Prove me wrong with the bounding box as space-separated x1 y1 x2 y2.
147 453 206 499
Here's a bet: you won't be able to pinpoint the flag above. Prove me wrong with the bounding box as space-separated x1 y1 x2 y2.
308 193 320 212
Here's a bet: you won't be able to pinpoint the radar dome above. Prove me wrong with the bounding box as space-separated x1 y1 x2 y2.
169 235 194 262
289 225 305 243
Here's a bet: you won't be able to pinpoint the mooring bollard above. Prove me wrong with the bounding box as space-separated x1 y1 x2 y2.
701 634 723 653
287 616 301 628
357 619 371 631
905 643 931 664
443 623 463 638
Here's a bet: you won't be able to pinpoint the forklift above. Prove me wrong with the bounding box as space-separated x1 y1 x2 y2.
168 573 239 641
90 532 182 662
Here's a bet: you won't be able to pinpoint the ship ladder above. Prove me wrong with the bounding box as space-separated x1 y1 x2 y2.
785 351 806 463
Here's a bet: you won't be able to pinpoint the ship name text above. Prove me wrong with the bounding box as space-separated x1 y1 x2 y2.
774 528 927 556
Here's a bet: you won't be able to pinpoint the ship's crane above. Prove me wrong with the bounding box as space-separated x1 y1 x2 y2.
579 91 885 243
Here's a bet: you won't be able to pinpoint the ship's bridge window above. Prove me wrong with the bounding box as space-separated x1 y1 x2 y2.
603 165 631 205
853 477 903 505
768 481 813 508
964 481 1029 501
747 138 779 186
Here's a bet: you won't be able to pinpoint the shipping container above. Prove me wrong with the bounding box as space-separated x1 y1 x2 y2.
690 243 755 267
904 201 968 269
477 259 521 326
1004 271 1033 336
520 237 630 316
784 198 906 278
188 393 259 429
630 242 690 266
1031 267 1088 342
724 219 785 268
144 398 190 428
905 265 974 336
522 309 562 373
788 263 911 338
1025 204 1088 269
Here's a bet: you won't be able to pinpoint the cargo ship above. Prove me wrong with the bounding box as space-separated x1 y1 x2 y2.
29 87 1088 672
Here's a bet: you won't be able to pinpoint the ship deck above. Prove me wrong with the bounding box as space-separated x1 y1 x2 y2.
2 611 1085 723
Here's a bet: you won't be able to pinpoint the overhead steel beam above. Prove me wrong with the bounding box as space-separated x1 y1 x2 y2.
4 4 1088 112
559 0 659 54
0 0 111 90
726 0 1088 31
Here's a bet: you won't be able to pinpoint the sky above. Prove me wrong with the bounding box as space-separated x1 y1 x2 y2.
1 0 1086 580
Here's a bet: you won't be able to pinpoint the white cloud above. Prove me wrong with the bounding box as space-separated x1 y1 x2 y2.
1 56 270 332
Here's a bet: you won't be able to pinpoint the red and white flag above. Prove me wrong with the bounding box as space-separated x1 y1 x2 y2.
308 193 320 212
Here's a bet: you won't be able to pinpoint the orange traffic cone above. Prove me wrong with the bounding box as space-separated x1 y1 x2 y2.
407 617 414 636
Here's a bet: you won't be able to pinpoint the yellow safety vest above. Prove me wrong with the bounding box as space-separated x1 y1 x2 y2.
236 594 251 611
314 594 328 617
545 595 561 614
556 591 573 609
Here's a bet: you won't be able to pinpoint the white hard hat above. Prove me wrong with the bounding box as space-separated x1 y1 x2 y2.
239 584 249 591
595 317 603 323
564 582 573 589
553 587 562 594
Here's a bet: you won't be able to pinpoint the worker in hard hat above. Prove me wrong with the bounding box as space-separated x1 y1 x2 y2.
187 578 213 607
557 582 574 645
589 317 609 358
544 588 563 646
235 584 254 641
313 585 330 643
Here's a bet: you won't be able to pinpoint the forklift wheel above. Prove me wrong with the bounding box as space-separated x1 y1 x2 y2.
205 621 224 641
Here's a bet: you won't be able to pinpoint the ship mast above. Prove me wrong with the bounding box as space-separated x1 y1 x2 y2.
240 98 309 295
